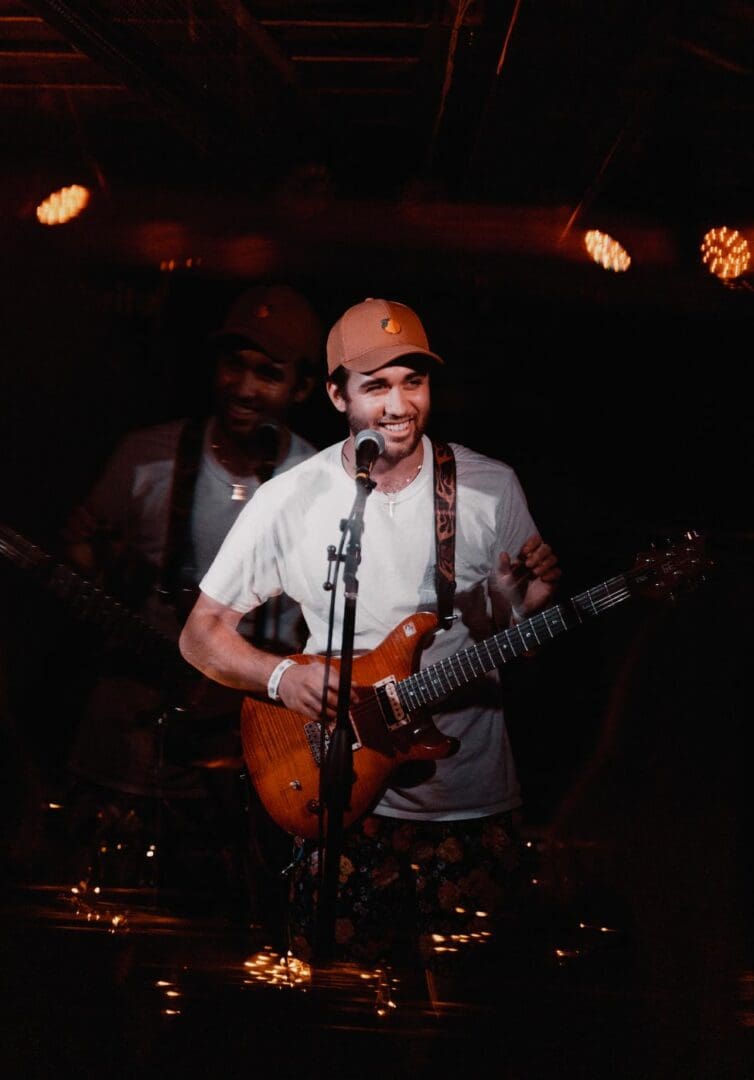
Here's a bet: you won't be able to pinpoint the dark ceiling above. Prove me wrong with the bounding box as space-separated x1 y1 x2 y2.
2 1 754 308
1 2 751 604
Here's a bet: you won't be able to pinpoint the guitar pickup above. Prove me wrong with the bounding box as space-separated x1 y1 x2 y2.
373 675 408 730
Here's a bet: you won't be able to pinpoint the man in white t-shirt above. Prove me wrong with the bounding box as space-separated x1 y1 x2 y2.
62 284 322 923
180 297 561 967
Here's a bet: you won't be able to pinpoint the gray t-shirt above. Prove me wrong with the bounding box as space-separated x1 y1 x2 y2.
67 416 317 796
81 416 316 649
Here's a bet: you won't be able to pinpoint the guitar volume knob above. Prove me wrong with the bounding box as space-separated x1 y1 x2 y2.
288 779 302 790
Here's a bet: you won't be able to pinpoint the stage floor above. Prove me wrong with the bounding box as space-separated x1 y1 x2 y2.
1 876 751 1080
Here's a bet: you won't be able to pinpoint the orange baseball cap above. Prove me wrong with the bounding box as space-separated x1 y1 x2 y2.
326 298 443 374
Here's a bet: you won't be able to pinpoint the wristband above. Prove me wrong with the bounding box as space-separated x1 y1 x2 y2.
267 658 297 701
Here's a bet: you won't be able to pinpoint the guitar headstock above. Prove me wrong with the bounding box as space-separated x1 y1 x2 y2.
630 529 712 601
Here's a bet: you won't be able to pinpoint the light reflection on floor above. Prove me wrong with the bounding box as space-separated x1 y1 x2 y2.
3 781 753 1080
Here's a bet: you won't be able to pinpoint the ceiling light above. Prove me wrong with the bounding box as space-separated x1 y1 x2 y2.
583 230 631 272
700 226 750 281
36 183 91 226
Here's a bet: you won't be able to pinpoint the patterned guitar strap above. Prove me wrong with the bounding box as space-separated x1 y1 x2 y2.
432 439 457 629
163 428 457 632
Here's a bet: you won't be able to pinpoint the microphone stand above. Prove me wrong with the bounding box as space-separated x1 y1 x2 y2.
313 472 374 960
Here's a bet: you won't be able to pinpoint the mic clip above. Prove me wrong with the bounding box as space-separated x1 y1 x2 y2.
352 429 385 490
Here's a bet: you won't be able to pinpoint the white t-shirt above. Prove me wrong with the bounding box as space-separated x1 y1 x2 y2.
201 435 538 821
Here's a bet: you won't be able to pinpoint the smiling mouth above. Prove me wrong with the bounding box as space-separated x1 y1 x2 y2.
380 419 413 435
226 402 260 420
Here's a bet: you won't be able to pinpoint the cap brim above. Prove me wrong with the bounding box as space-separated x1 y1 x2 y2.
208 329 258 348
334 344 443 375
208 328 296 365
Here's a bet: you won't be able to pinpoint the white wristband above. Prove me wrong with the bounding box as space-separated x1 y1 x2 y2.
267 658 297 701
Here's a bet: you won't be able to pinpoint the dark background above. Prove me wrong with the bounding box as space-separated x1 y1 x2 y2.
0 0 751 831
1 245 750 829
0 11 751 1078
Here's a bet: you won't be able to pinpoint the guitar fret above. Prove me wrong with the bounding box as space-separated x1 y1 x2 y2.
398 683 416 712
481 638 497 670
574 583 600 617
428 669 447 696
439 656 461 690
494 633 515 662
416 669 434 704
452 653 466 679
423 660 447 695
465 648 484 677
492 635 510 663
587 586 604 615
411 672 433 705
453 652 471 680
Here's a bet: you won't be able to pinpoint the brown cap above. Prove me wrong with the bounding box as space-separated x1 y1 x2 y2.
209 284 323 366
326 298 443 375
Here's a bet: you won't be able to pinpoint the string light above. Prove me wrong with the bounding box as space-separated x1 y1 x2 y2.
700 226 751 280
584 229 631 272
36 183 90 225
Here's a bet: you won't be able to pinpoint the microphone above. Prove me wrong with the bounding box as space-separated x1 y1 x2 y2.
354 428 385 485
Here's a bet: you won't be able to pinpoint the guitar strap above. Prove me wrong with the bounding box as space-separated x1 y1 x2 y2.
432 439 457 630
161 425 458 631
159 415 207 617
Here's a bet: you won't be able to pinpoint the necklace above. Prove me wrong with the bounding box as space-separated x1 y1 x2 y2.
341 442 423 517
210 441 255 502
383 466 422 516
209 420 283 502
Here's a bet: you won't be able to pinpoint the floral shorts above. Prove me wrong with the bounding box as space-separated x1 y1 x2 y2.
286 809 525 971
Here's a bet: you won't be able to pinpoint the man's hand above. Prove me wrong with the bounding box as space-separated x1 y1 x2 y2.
275 659 352 720
493 533 561 621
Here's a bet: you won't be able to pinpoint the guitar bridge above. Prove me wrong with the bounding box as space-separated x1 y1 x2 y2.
303 721 360 766
304 721 328 766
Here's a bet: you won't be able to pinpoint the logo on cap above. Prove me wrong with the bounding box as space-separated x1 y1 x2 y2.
381 317 401 334
254 303 272 319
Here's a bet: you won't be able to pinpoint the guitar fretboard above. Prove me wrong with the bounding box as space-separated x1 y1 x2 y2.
0 524 185 682
396 572 633 712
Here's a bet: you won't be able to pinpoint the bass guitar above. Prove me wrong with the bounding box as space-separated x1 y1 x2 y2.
240 532 710 839
0 522 237 725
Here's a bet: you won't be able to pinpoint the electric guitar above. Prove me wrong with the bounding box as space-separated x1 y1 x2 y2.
240 532 710 839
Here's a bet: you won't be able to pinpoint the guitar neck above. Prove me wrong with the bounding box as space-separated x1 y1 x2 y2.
397 571 633 712
0 524 184 680
45 560 180 667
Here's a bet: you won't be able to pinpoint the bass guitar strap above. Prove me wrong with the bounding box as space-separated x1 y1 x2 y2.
432 439 457 630
159 415 206 619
